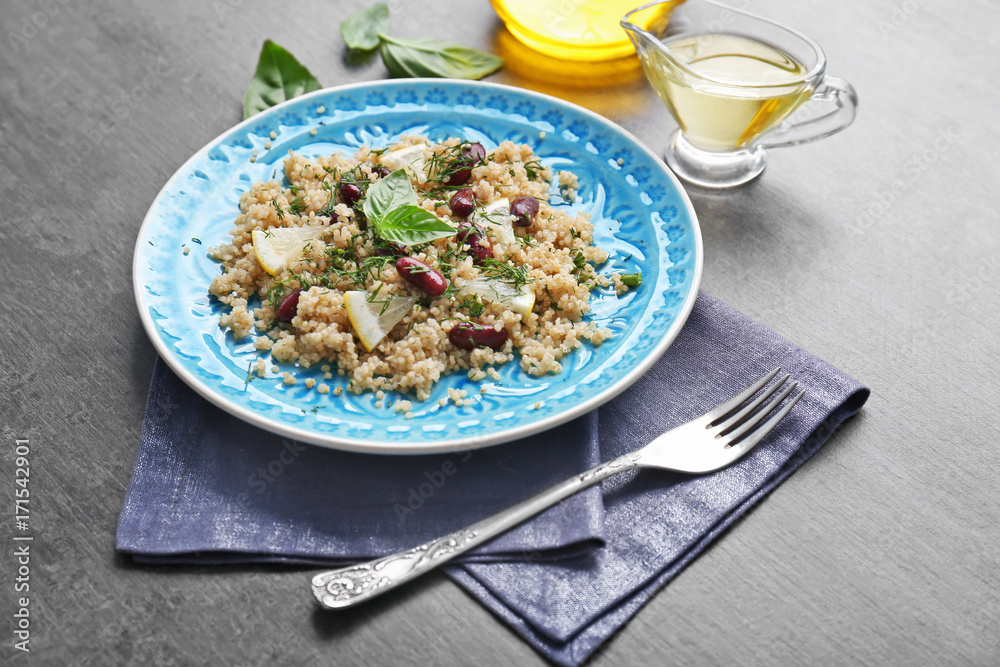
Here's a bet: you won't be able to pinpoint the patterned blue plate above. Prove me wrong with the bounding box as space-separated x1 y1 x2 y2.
133 80 702 454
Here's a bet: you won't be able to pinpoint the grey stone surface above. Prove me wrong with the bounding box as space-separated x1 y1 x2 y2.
1 0 997 664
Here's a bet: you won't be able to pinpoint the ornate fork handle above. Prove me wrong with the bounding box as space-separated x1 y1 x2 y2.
312 452 642 609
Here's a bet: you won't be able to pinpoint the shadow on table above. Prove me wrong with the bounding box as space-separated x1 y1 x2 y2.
114 550 316 575
685 175 844 286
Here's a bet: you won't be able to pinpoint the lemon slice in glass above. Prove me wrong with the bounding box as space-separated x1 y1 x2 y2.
344 291 418 352
251 226 327 276
459 277 535 316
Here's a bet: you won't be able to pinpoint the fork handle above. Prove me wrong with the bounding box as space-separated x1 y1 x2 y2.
311 451 642 609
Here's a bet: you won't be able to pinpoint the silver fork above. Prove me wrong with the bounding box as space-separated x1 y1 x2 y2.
312 367 804 610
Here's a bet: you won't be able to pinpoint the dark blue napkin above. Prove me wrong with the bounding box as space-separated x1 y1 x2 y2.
117 369 606 564
118 292 868 665
444 293 869 665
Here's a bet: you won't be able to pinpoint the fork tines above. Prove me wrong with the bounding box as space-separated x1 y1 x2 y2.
707 367 805 450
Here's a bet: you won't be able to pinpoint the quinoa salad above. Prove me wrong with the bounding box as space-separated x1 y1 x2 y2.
208 136 638 402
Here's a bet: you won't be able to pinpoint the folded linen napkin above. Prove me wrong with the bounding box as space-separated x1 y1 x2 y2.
117 371 607 565
118 292 868 665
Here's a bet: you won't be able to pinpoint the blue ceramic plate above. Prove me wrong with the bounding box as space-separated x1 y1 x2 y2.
133 80 702 454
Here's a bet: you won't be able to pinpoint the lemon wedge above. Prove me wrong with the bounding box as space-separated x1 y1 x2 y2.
251 226 327 276
472 198 516 252
459 277 535 316
344 291 417 352
380 144 431 184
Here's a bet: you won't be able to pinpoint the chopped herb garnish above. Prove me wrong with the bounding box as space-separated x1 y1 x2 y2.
620 272 642 287
243 361 256 388
318 179 337 217
479 257 532 288
523 158 544 181
271 197 286 220
456 294 486 318
543 286 562 311
569 248 588 276
423 141 488 198
289 195 307 215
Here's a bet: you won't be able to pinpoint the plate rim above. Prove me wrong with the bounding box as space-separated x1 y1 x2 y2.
132 79 703 455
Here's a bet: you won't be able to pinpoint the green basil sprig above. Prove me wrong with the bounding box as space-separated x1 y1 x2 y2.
340 5 503 80
242 40 322 119
362 170 417 223
340 2 390 51
379 35 504 80
377 204 456 246
364 170 455 246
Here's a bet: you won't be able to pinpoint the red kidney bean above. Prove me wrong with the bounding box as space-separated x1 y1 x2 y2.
449 188 476 218
446 165 472 185
510 196 539 227
448 322 508 350
467 244 492 264
396 257 448 296
276 288 302 323
338 182 362 206
456 222 480 244
445 143 487 185
456 222 492 264
373 166 391 178
461 143 486 163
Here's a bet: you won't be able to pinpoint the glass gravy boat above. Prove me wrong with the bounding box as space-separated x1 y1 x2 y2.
622 0 858 188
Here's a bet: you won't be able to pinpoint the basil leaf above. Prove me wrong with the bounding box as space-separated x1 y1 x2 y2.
377 205 456 246
242 40 322 119
363 170 417 228
379 35 504 80
340 3 390 52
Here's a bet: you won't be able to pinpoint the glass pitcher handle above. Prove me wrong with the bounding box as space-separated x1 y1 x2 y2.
754 76 859 150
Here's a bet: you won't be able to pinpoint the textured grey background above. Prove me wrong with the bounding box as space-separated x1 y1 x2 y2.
1 0 997 665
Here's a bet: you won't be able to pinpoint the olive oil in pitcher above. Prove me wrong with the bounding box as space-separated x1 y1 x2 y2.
645 33 812 151
621 0 859 187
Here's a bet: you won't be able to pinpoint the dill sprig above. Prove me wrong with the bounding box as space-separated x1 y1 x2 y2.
523 158 545 181
543 286 562 311
317 178 337 217
423 140 488 198
568 247 588 277
327 253 395 290
243 361 256 388
270 197 285 220
478 257 533 288
455 294 486 318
